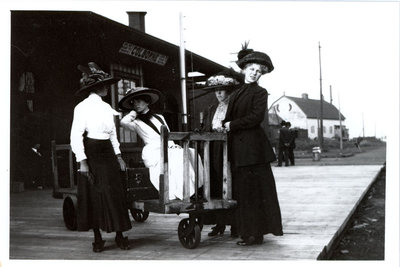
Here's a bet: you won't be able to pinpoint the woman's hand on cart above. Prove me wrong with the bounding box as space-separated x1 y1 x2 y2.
168 144 182 149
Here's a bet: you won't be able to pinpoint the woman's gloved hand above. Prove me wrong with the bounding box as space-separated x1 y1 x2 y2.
117 154 126 171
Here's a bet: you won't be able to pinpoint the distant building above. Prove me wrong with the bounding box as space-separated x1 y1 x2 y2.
269 93 349 140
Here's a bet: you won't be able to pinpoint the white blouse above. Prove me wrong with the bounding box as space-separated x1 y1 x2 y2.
120 111 175 150
212 100 229 130
70 93 121 162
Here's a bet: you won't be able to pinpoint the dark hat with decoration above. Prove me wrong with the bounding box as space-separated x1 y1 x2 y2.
75 62 120 95
118 87 161 111
236 41 274 74
201 68 243 91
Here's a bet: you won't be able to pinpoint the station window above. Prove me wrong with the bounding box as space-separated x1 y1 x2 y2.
311 126 315 133
111 70 142 144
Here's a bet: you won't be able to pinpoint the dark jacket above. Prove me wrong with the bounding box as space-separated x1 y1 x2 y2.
223 83 276 166
279 126 292 148
202 104 218 132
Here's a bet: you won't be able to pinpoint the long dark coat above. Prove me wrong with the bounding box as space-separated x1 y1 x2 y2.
223 82 283 238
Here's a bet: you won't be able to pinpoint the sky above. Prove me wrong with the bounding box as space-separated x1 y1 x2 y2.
84 1 400 140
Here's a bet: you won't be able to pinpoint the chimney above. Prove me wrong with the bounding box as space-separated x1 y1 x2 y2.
127 11 147 32
301 93 308 100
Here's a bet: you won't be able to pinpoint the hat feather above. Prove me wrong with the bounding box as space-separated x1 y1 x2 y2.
237 41 254 60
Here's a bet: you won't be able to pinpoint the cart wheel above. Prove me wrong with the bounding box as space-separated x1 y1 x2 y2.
195 216 204 231
178 218 201 249
63 195 77 231
130 208 149 222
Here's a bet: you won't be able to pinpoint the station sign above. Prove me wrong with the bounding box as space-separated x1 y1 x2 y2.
119 42 168 66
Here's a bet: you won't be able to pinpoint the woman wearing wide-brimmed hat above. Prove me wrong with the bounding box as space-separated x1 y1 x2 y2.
223 44 283 246
119 87 204 200
70 62 132 252
200 69 242 237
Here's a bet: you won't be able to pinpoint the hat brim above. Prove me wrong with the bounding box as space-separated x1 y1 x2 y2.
118 89 160 111
237 59 274 74
201 84 240 91
75 77 120 96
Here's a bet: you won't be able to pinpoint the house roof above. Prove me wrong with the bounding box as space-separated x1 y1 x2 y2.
286 96 346 120
268 112 284 126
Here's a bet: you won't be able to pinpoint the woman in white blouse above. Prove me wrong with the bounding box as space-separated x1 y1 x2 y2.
70 62 131 253
118 87 203 200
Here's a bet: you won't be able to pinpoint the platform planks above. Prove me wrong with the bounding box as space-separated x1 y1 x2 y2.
9 165 383 260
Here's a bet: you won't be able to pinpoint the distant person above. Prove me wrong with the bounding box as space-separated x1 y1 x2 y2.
277 121 291 167
287 122 297 166
223 43 283 246
354 137 363 152
70 62 132 253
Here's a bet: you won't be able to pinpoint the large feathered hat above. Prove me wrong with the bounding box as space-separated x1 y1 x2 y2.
236 41 274 74
201 68 243 91
118 87 161 111
75 62 120 95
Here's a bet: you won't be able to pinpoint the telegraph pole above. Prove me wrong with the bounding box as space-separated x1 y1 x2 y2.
337 87 343 152
362 113 365 138
179 12 188 131
318 42 324 150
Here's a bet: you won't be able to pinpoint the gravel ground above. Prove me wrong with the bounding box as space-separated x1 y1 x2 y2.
329 165 385 260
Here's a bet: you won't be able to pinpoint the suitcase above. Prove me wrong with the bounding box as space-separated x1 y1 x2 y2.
125 167 159 202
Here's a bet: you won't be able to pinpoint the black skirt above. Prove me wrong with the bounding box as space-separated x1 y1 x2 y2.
232 163 283 238
77 138 132 233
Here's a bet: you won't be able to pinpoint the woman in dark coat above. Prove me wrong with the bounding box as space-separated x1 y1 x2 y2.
223 45 283 246
70 62 132 252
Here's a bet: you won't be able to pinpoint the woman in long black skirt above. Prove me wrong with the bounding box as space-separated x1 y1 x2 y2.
70 62 132 252
200 69 242 237
223 44 283 246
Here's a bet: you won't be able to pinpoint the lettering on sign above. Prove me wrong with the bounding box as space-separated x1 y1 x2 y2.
119 42 168 66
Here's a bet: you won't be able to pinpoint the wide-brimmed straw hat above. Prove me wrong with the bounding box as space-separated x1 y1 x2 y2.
75 62 120 95
118 87 161 111
236 42 274 74
201 68 243 91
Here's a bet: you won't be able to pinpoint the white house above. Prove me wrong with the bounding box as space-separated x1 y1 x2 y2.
269 93 348 140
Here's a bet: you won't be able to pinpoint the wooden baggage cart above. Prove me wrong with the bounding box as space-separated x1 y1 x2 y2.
129 126 236 249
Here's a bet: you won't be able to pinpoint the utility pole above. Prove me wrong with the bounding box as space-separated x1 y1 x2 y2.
362 113 365 138
179 12 188 131
337 88 343 152
318 42 324 150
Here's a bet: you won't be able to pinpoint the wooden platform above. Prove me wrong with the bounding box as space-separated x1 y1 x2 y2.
9 165 383 260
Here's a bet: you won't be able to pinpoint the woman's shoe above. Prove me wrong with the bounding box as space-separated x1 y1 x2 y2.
236 236 263 246
208 224 226 236
92 240 105 252
115 236 130 250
